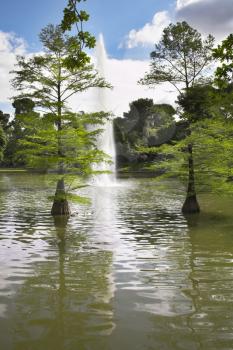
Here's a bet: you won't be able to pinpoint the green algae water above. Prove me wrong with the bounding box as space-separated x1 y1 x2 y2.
0 173 233 350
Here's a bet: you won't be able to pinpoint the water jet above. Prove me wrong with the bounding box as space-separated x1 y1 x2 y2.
93 34 116 187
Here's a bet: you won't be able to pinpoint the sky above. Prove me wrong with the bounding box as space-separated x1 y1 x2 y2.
0 0 232 117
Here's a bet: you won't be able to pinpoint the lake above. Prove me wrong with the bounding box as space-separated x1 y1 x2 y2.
0 173 233 350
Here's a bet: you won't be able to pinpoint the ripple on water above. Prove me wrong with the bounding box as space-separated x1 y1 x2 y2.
0 176 233 349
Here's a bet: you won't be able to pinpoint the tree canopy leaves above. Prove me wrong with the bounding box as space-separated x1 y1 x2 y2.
139 21 215 93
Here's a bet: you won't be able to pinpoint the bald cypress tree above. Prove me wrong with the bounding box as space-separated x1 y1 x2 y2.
139 21 215 213
11 22 110 216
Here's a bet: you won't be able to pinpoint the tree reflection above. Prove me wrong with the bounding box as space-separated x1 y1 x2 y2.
1 176 233 349
184 210 233 349
4 214 115 350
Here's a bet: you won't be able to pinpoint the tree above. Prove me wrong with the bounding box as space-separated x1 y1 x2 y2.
0 125 6 162
213 34 233 87
0 111 9 163
114 99 176 167
2 99 37 167
208 34 233 186
212 34 233 120
12 98 35 115
121 99 175 146
0 110 10 132
177 85 215 123
138 83 233 207
123 98 154 137
139 21 215 213
11 22 110 216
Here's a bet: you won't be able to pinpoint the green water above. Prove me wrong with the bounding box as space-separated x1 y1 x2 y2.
0 174 233 350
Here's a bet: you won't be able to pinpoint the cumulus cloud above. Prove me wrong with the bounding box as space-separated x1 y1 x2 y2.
176 0 233 42
121 0 233 50
70 57 177 117
0 31 27 109
0 32 176 118
71 37 177 117
71 35 176 117
121 11 171 49
176 0 202 10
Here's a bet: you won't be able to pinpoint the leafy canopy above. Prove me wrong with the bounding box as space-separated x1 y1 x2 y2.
11 25 110 114
61 0 96 69
11 22 111 204
139 21 215 93
213 34 233 87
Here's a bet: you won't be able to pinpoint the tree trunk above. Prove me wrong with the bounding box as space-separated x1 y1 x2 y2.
182 144 200 214
51 178 71 216
51 75 71 216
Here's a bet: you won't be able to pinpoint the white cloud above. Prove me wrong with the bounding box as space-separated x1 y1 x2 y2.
121 11 171 49
176 0 233 42
0 31 27 108
0 32 177 118
121 0 233 51
113 0 233 114
176 0 202 10
70 57 177 118
69 35 177 117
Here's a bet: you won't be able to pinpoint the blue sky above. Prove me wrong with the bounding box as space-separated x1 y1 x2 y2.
0 0 173 58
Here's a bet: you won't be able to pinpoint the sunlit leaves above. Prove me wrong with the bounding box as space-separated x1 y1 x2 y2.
213 34 233 87
11 17 111 207
139 21 215 91
61 0 96 69
61 1 89 32
0 126 6 161
11 26 109 113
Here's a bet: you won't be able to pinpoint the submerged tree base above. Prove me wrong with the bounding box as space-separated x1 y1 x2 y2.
182 195 200 214
51 179 71 216
51 199 71 216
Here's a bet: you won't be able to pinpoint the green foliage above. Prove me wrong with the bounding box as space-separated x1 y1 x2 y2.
213 34 233 87
61 0 96 68
47 174 91 205
114 100 176 167
16 111 110 174
138 21 217 210
137 90 233 195
124 98 154 120
11 26 110 111
12 98 35 115
116 100 176 149
11 19 111 208
122 98 154 134
0 126 6 161
65 193 91 204
49 191 91 205
0 110 11 132
139 21 215 92
0 111 9 163
2 99 38 167
177 85 216 123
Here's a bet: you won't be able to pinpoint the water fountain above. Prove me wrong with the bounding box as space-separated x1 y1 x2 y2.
93 34 116 186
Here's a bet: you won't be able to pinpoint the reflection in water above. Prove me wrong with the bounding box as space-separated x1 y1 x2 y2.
115 184 192 316
184 211 233 350
0 175 233 349
0 175 115 349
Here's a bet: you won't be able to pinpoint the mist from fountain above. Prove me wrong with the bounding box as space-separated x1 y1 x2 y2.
93 34 116 186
